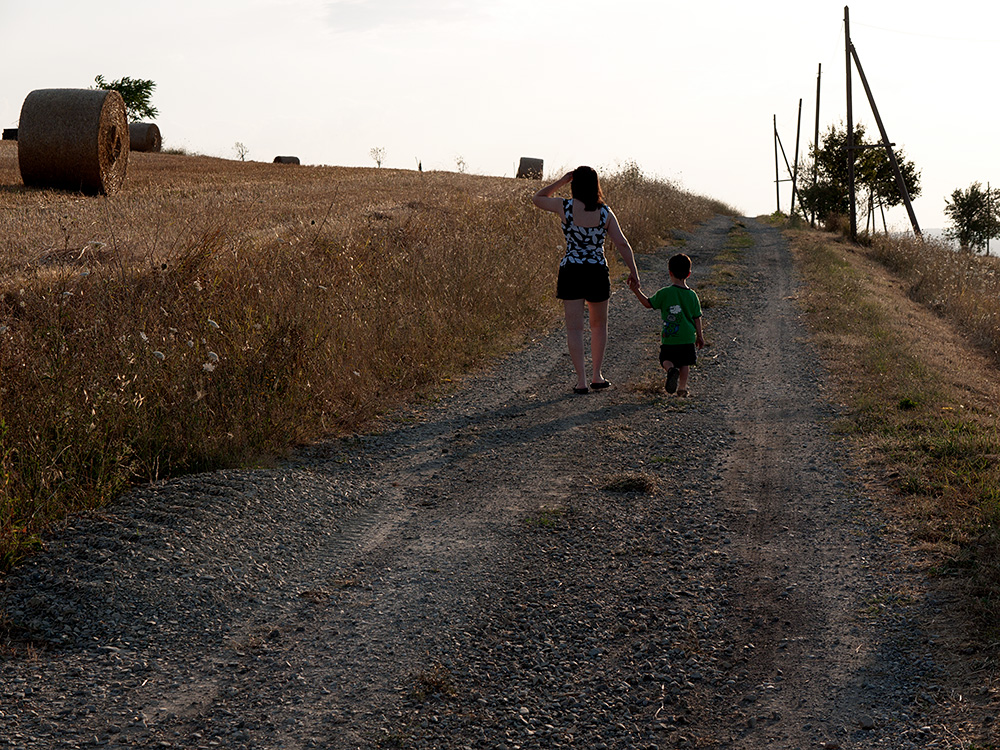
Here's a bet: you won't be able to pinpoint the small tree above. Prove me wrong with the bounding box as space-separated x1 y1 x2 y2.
94 75 158 121
455 155 467 174
234 142 249 161
370 146 385 168
944 182 1000 253
798 122 921 230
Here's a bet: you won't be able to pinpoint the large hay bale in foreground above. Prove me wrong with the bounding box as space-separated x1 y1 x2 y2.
1 128 16 140
516 157 543 179
273 156 300 164
18 88 129 195
128 122 161 152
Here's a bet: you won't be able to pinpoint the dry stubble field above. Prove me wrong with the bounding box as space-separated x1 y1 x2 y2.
0 141 727 567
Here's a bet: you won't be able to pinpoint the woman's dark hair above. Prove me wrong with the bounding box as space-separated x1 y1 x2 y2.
570 166 604 212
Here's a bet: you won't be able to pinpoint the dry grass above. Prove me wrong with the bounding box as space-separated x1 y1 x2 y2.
785 224 1000 635
602 470 658 494
867 233 1000 361
0 142 729 569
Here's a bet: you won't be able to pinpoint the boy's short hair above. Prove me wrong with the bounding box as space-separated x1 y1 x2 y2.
668 253 692 279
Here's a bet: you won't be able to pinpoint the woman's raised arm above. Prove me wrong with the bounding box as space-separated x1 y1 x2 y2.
532 172 573 214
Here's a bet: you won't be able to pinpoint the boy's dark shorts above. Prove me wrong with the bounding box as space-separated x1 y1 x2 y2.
659 343 697 368
556 262 610 303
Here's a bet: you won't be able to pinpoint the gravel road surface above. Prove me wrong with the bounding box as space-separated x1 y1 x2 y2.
2 216 995 749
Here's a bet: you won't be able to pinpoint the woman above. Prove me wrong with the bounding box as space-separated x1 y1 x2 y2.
532 166 640 394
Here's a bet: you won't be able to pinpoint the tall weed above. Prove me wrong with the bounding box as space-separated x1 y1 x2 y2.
869 235 1000 360
0 148 728 568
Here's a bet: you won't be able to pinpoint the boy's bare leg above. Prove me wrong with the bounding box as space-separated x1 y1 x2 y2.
677 365 691 393
563 300 588 390
588 299 609 385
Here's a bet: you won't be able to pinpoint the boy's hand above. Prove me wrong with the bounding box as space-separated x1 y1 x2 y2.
695 334 705 350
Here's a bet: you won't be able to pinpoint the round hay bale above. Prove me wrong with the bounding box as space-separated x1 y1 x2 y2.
516 157 543 179
18 88 129 195
128 122 161 152
273 156 300 164
1 128 16 140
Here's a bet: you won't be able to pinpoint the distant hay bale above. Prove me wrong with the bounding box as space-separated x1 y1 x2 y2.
1 128 16 140
273 156 300 164
18 88 129 195
128 122 161 152
516 157 543 179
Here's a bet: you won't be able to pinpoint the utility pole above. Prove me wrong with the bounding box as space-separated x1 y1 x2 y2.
774 115 796 214
791 98 803 218
843 5 920 241
811 64 821 228
845 6 857 241
774 115 781 213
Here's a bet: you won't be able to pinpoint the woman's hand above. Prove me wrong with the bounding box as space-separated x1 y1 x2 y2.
532 172 574 211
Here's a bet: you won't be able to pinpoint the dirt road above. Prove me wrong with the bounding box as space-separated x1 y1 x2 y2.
1 216 994 749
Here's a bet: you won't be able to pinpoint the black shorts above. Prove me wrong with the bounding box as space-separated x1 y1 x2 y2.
556 262 610 303
659 343 697 368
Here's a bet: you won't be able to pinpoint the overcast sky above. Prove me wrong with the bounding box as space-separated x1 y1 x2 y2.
3 0 999 231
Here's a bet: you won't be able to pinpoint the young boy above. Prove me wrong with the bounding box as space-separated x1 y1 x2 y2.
629 253 704 396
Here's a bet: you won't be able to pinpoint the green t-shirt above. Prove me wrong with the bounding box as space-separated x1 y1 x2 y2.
649 285 702 345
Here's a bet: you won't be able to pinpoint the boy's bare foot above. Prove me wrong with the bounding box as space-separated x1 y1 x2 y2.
676 388 689 397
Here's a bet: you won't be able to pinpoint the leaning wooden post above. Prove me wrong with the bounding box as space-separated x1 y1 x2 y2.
849 43 922 238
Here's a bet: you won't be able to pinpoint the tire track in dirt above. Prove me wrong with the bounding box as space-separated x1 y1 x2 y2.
2 216 991 749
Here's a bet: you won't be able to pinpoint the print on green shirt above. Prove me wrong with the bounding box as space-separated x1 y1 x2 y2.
648 285 702 345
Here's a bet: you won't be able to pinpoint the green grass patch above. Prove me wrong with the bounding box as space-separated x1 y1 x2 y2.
786 225 1000 636
699 220 753 308
524 505 567 529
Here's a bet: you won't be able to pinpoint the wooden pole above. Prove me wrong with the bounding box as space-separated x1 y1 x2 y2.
791 98 803 217
845 6 857 242
774 115 781 212
811 63 821 227
776 129 795 188
849 43 922 237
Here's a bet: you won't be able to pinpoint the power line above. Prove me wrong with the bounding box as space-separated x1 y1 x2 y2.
853 20 1000 44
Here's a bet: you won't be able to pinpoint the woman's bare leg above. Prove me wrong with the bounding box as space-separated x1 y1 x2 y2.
588 299 609 385
563 300 588 390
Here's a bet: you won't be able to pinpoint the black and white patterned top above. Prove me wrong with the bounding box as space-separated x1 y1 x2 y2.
560 198 609 267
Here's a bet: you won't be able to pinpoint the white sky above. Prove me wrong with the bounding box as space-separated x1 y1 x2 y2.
3 0 999 231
